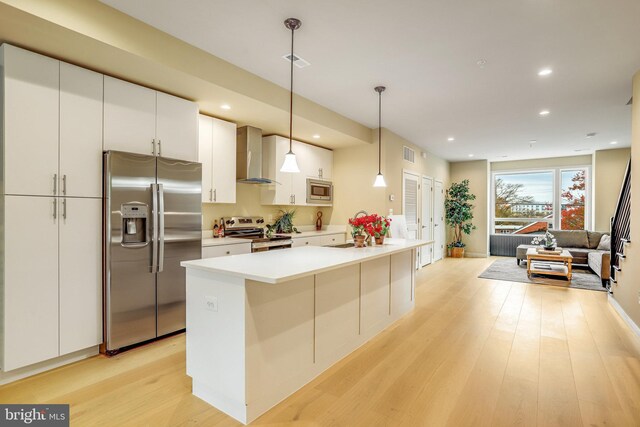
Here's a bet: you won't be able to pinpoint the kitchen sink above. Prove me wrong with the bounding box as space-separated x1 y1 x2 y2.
328 243 355 248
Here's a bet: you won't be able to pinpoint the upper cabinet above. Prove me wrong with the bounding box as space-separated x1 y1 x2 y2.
104 76 198 162
1 45 103 198
198 115 237 204
261 135 333 206
60 62 104 198
2 45 59 197
156 92 198 161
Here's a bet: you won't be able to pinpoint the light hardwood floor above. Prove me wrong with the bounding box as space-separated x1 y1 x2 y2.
2 257 640 426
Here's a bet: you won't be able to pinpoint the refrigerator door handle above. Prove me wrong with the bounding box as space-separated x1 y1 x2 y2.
158 183 165 273
151 183 159 273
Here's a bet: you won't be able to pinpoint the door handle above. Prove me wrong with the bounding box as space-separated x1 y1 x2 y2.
53 174 57 196
53 198 57 221
62 198 67 220
151 183 158 273
157 183 165 273
214 189 217 202
62 175 67 195
209 189 213 202
158 139 162 157
152 139 156 156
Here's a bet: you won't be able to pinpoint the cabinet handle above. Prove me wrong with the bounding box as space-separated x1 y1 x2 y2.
319 168 323 179
62 175 67 195
209 189 213 202
214 189 217 202
226 251 230 255
53 174 57 196
158 139 162 157
53 198 57 220
152 139 156 156
63 198 67 220
305 241 309 245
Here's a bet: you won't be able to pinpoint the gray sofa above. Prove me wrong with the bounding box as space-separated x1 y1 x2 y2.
516 230 610 286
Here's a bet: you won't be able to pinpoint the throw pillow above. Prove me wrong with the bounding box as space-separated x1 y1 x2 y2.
597 234 611 251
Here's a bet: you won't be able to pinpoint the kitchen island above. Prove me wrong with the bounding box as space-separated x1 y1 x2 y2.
181 238 428 424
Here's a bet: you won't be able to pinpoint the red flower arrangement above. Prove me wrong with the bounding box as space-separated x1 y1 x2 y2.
348 214 391 238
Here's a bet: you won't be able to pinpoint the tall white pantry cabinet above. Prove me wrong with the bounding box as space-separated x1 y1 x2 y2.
0 45 102 371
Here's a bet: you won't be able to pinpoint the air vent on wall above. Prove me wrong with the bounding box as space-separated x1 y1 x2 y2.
282 53 310 68
403 146 415 163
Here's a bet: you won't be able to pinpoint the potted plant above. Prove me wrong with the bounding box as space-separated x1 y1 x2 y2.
364 214 391 245
445 180 476 258
348 215 369 248
531 231 556 250
265 209 300 237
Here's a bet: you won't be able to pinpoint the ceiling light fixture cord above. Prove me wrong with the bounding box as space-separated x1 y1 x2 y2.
289 22 294 153
378 88 382 174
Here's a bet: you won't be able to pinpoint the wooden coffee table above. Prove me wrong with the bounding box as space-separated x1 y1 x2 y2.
526 248 573 281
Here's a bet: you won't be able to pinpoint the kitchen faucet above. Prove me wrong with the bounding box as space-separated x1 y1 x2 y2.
353 210 368 218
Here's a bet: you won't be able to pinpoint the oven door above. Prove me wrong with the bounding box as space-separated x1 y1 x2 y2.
306 179 333 204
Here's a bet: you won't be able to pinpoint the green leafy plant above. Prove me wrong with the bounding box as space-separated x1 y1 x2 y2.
266 209 300 235
445 180 476 249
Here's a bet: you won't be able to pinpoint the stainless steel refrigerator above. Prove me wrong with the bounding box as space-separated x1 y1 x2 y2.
103 151 202 353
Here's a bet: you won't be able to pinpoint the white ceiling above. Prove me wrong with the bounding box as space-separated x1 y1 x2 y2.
101 0 639 162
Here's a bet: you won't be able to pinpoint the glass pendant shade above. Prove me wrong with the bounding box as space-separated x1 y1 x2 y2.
373 173 387 187
280 151 300 173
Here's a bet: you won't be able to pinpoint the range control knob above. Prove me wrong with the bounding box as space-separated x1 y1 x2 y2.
227 220 235 225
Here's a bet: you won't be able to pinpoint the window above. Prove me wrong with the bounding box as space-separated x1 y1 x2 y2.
492 166 590 235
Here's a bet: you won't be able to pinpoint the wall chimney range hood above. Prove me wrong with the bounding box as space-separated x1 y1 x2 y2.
236 126 278 184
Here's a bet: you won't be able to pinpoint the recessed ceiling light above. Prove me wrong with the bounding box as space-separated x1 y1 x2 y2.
220 104 231 110
447 137 455 142
539 110 550 116
538 68 553 76
529 140 537 144
610 141 618 145
468 154 474 158
476 59 487 68
313 134 320 139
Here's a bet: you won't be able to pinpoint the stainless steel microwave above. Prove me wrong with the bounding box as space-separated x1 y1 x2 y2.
306 179 333 204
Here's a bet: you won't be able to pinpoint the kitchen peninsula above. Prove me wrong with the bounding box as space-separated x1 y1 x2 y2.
181 238 428 424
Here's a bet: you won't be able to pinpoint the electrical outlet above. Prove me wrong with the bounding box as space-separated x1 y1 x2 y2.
389 194 395 202
205 296 218 312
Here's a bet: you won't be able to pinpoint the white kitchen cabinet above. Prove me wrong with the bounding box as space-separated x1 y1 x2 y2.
202 243 251 258
60 62 104 198
261 135 333 206
104 76 199 160
59 198 102 355
199 115 237 203
2 196 60 371
2 45 59 197
291 236 323 248
104 76 157 156
156 92 198 162
320 233 346 246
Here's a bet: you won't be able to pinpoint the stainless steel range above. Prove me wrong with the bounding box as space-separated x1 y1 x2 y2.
222 216 293 252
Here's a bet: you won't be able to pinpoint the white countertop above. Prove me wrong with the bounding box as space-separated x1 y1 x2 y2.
182 238 429 284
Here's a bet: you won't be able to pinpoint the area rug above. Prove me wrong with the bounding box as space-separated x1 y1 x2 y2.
478 257 606 292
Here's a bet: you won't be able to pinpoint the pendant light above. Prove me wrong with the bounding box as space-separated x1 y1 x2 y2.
373 86 387 187
280 18 302 173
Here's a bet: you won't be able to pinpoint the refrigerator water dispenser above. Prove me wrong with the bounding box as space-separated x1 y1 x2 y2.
121 203 148 245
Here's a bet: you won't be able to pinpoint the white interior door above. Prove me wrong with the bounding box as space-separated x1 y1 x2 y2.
403 171 420 239
420 176 433 267
434 180 445 262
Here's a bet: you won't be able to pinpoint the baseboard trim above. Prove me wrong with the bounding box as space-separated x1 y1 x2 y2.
0 346 99 385
608 296 640 338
